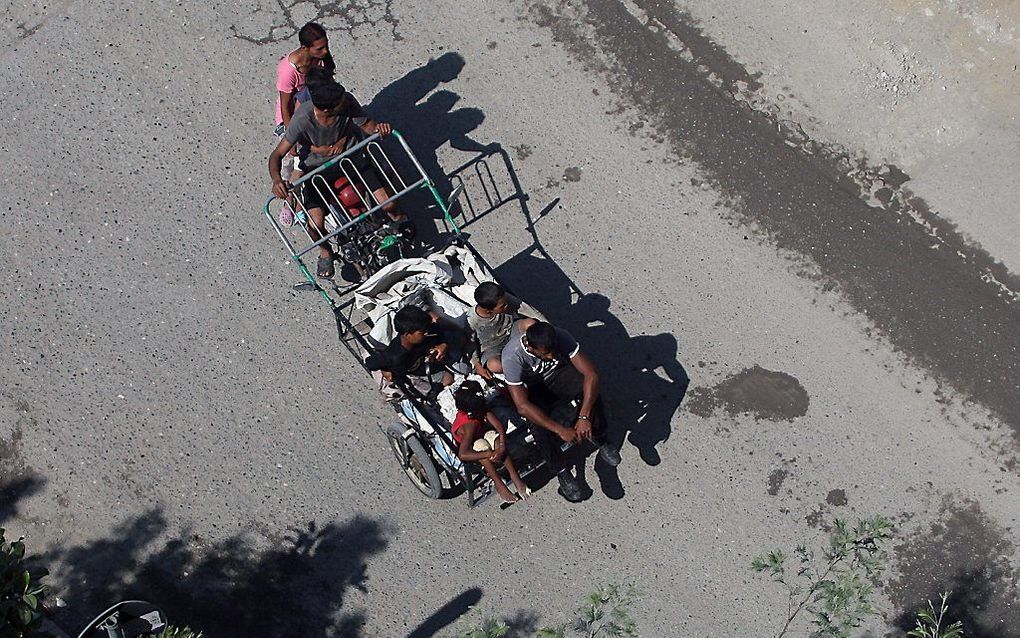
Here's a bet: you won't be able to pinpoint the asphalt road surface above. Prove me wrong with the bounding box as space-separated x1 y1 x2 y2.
2 0 1019 636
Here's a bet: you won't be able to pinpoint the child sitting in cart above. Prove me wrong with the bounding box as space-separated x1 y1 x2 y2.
366 305 460 391
452 380 530 503
467 282 547 379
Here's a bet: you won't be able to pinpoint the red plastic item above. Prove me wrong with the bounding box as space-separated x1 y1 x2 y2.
334 177 366 216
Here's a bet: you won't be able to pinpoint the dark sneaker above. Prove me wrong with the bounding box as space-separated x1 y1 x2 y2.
556 473 584 502
598 444 622 467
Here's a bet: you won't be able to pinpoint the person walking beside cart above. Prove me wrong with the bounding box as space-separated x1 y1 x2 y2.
274 22 335 136
501 320 621 502
272 22 335 194
466 282 547 379
268 81 407 279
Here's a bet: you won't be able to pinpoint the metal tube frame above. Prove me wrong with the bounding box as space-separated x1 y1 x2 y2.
263 130 507 504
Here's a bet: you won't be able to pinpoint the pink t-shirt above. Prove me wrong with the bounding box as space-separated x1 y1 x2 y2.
274 50 305 125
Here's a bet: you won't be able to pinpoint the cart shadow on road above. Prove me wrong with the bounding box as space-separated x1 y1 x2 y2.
360 53 692 499
45 509 390 637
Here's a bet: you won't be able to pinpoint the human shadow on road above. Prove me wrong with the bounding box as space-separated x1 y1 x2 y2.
496 251 690 500
366 52 492 245
449 147 690 498
46 510 390 637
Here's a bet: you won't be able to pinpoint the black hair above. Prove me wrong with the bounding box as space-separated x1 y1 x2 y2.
525 322 558 351
298 22 327 47
309 81 348 111
454 380 487 416
474 282 505 310
304 66 335 91
393 305 432 335
298 22 336 73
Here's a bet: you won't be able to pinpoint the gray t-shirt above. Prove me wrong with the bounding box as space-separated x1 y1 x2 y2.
284 97 369 167
501 322 579 386
466 294 547 365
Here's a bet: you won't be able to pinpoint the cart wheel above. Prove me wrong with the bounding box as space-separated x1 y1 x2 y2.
384 423 442 499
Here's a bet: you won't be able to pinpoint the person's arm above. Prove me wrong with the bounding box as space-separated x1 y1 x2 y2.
469 336 488 376
279 91 298 127
269 137 296 199
456 420 494 462
507 385 577 443
426 333 449 363
276 57 301 128
360 118 393 137
464 316 490 377
570 350 600 441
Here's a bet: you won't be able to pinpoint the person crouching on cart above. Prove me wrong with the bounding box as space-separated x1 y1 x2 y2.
466 282 547 380
269 81 408 279
502 320 622 502
365 306 460 394
452 380 530 504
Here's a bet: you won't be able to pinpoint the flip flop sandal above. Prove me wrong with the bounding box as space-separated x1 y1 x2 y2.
316 255 335 279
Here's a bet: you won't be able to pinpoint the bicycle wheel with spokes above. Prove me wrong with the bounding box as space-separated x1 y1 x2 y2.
383 423 442 499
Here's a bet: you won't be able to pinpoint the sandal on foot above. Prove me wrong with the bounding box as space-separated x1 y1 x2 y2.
316 255 335 279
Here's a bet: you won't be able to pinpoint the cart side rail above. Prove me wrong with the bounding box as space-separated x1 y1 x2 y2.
262 130 462 305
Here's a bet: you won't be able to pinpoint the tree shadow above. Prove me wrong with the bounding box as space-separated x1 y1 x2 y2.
1 395 48 524
0 475 46 524
891 567 1020 638
45 509 391 638
504 609 541 637
888 497 1020 638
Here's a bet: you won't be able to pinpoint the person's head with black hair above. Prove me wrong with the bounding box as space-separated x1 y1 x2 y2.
453 379 487 417
523 321 560 361
474 282 510 313
393 305 433 345
309 81 349 112
304 66 335 92
297 22 335 72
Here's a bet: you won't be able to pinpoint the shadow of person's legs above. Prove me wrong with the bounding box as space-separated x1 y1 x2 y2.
570 294 690 468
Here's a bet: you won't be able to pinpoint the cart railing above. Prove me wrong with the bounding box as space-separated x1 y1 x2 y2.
262 130 461 305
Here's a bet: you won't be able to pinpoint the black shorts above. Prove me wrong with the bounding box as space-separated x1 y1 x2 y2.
300 151 389 212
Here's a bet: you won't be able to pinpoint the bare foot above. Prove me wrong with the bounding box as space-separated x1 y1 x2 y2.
495 484 519 504
513 481 531 500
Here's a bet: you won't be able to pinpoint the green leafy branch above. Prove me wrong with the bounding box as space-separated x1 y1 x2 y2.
751 516 894 638
1 527 52 638
907 592 963 638
454 584 640 638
